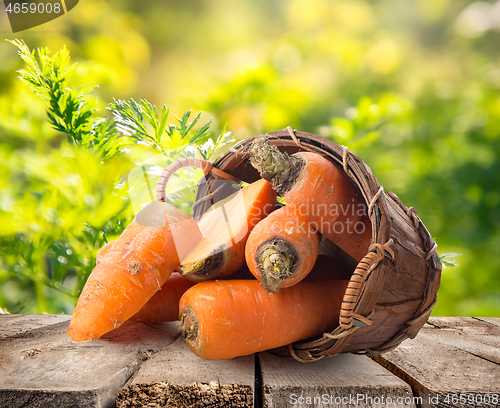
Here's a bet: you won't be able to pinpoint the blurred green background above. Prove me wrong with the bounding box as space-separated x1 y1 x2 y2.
0 0 499 316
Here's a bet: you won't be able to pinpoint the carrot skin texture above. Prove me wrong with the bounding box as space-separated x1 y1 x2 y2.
180 179 276 282
179 279 349 360
245 205 320 292
96 240 115 263
281 152 371 262
67 202 202 342
129 272 196 323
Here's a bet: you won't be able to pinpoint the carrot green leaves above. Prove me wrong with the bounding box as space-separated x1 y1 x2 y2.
10 38 99 149
10 39 234 163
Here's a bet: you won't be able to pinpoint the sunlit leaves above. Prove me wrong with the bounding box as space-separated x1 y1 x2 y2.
10 39 98 148
330 94 412 150
109 98 221 156
440 253 461 269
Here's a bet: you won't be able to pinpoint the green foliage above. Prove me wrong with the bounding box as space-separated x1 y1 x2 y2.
0 40 233 313
109 98 227 157
10 39 99 148
440 253 460 269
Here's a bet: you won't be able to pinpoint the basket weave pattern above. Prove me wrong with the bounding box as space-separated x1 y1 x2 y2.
193 129 442 362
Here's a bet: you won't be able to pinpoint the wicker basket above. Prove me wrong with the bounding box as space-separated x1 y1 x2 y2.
192 128 442 362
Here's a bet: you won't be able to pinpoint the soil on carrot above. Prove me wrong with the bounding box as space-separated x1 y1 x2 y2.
127 260 142 275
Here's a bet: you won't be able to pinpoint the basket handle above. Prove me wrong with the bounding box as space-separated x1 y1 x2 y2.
339 241 394 329
155 157 240 202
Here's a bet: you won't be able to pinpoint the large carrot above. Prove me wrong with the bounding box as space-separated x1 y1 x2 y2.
96 242 196 323
129 272 196 323
67 201 202 342
245 205 320 293
179 178 277 281
179 279 349 360
248 136 371 262
96 240 115 263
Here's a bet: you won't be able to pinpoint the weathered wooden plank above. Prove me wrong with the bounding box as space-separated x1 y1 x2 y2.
372 317 500 408
260 352 417 407
428 316 500 333
117 336 254 408
473 317 500 328
0 314 71 339
427 317 500 364
0 315 179 408
0 314 27 324
428 317 500 345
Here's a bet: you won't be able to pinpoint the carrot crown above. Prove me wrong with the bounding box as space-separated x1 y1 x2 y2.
248 136 304 196
180 306 199 344
256 238 297 293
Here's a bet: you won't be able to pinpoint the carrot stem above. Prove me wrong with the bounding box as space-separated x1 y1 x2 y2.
179 305 198 343
248 136 303 196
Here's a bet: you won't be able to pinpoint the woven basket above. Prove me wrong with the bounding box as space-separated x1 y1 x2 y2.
192 129 442 362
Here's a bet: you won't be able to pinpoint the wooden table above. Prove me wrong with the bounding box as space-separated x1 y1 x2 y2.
0 315 498 407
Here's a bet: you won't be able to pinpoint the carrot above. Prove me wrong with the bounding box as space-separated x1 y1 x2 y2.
67 201 202 342
179 178 277 282
129 272 196 323
130 265 256 325
245 205 320 293
248 136 372 261
179 279 349 360
96 240 115 263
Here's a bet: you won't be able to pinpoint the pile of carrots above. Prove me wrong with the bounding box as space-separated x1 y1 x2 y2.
67 136 371 360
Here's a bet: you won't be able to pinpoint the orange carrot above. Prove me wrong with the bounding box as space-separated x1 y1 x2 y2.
248 136 371 262
245 205 320 293
96 240 115 263
179 178 277 281
67 201 202 342
179 279 349 360
129 272 196 323
130 263 261 325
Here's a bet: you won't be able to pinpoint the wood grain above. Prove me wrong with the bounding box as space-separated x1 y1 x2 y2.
260 352 417 407
2 315 500 407
371 317 500 408
0 314 71 339
0 315 178 408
